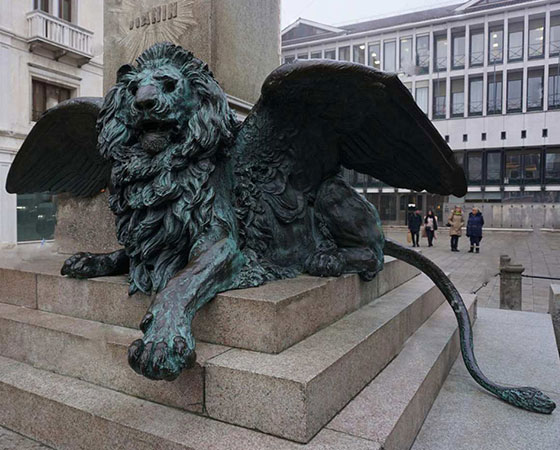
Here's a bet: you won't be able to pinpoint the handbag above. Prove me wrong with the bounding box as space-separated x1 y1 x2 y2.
421 226 427 238
406 230 412 243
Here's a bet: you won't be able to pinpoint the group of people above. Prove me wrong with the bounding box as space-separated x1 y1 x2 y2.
408 206 484 253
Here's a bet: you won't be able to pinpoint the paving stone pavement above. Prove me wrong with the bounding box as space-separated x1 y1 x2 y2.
385 229 560 313
0 426 52 449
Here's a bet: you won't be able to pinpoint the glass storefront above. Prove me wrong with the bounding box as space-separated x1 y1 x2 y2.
17 193 56 242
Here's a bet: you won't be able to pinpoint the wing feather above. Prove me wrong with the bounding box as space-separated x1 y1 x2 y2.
237 60 466 197
6 97 110 198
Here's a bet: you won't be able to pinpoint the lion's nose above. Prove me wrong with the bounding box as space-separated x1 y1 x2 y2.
135 85 158 111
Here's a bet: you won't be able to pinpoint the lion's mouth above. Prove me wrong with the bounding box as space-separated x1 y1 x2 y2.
136 119 179 154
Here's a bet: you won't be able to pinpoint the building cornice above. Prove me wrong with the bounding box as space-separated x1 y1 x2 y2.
282 0 556 51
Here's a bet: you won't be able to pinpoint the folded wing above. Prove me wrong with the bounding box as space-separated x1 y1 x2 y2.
237 60 466 197
6 97 110 198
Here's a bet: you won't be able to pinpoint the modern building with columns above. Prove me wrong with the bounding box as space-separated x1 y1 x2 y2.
282 0 560 227
0 0 103 244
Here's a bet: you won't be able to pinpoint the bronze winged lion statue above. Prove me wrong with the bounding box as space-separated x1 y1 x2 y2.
7 42 555 414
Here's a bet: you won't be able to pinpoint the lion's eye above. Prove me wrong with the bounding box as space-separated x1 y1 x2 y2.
128 82 138 96
162 79 177 93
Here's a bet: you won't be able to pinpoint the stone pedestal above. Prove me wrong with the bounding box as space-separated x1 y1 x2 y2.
103 0 280 101
500 263 524 310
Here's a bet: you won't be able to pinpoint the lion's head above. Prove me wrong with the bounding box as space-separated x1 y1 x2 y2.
97 42 238 163
96 43 239 295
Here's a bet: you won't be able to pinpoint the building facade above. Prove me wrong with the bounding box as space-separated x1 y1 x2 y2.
282 0 560 227
0 0 103 244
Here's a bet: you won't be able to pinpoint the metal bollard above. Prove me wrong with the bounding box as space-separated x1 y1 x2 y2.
500 262 524 310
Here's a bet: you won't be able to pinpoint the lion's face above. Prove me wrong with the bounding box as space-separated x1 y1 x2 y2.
120 63 197 155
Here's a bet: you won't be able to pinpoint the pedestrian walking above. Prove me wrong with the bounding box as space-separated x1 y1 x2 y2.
447 206 464 252
408 210 422 247
466 206 484 253
424 209 438 247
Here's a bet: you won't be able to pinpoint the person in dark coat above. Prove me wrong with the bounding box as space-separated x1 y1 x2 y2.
466 207 484 253
424 209 438 247
408 210 422 247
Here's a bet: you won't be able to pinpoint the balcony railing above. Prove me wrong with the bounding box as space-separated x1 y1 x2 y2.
27 10 93 63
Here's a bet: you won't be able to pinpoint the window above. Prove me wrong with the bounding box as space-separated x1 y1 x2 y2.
451 78 464 117
452 32 465 69
505 152 522 184
324 49 336 60
400 37 412 72
368 42 380 68
551 14 560 56
415 81 429 114
338 46 350 61
433 80 446 119
486 152 501 183
469 77 483 116
379 195 396 221
403 82 412 94
470 30 484 66
543 128 548 138
482 132 487 141
521 130 527 139
33 0 49 12
528 17 545 59
527 68 544 111
296 53 308 60
545 150 560 182
488 26 503 64
524 152 541 184
383 41 396 72
60 0 72 22
467 153 482 183
310 51 322 59
433 79 446 119
463 134 468 142
416 35 429 75
284 56 295 64
487 72 503 114
353 44 365 65
501 131 507 140
16 193 56 242
434 34 447 71
32 80 71 122
508 21 524 61
507 71 523 112
549 67 560 109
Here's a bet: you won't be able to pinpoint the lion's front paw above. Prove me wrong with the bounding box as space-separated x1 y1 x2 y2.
61 252 105 278
128 310 197 381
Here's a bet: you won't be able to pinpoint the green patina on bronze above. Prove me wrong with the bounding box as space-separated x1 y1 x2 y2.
6 43 555 414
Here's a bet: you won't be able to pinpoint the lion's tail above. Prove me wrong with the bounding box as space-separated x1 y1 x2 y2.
383 238 556 414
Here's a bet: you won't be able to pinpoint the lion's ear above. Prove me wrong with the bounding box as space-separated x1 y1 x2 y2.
117 64 135 83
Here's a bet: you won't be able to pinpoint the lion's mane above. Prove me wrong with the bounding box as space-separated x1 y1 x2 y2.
96 43 238 295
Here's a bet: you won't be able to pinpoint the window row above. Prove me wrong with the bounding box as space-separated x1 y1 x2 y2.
456 148 560 185
409 66 560 118
284 12 560 75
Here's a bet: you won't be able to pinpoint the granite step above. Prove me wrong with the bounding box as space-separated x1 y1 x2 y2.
205 274 446 443
412 308 560 450
0 356 379 450
0 302 229 413
0 254 419 354
327 294 477 450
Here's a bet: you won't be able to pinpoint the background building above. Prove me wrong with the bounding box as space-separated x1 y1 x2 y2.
0 0 103 244
282 0 560 227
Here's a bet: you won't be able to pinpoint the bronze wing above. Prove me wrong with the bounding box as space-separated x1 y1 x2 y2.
236 60 466 197
6 97 110 198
